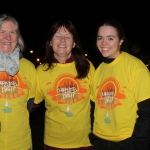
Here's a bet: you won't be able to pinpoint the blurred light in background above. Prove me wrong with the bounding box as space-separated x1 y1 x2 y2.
36 58 40 62
30 50 34 53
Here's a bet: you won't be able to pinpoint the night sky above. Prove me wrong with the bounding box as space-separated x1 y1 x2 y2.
1 1 150 66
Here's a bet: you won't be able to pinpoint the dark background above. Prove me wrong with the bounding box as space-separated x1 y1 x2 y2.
1 1 150 67
1 1 150 149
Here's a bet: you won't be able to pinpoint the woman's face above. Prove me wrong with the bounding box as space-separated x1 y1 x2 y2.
50 26 75 62
96 25 123 58
0 20 17 54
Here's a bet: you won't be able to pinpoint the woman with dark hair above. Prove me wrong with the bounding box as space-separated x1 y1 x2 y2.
89 18 150 150
34 20 95 150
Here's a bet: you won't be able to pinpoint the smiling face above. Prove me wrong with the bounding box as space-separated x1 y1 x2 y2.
0 20 17 54
96 25 123 58
50 26 75 63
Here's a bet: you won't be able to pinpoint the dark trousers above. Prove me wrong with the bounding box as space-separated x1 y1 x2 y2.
94 136 132 150
89 133 149 150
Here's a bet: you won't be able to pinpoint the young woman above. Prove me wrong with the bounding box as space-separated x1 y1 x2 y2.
90 18 150 150
34 20 95 150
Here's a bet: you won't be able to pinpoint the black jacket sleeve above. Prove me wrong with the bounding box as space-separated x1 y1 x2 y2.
131 98 150 150
90 100 95 131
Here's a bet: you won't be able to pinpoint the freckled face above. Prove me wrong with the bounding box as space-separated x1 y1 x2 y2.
96 25 123 58
50 26 75 60
0 21 17 54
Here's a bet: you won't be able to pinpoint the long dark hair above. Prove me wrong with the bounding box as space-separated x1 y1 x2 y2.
43 20 90 79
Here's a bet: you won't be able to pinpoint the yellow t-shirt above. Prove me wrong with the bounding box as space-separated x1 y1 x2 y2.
35 60 95 148
0 58 36 150
92 52 150 141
